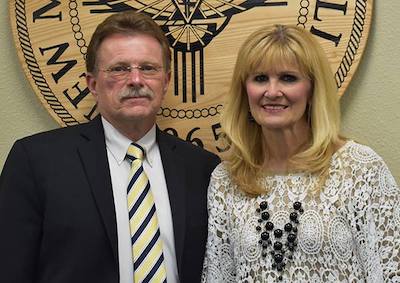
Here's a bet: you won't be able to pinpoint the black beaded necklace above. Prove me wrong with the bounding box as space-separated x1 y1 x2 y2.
256 201 303 281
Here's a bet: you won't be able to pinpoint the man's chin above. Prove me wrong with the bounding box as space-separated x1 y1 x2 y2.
121 108 156 121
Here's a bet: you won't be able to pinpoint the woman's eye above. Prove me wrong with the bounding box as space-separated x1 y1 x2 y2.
281 74 297 82
254 74 268 82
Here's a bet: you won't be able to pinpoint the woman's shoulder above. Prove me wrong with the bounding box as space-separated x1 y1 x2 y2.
334 140 384 164
210 162 236 187
209 162 238 193
211 161 230 177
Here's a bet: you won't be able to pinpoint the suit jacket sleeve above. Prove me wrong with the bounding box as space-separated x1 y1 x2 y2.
0 140 42 283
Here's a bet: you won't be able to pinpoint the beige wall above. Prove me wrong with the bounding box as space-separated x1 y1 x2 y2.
1 2 399 184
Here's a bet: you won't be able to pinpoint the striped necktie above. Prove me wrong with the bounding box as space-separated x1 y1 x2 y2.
126 143 167 283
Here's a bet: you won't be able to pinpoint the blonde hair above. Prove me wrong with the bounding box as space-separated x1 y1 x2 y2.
221 25 342 196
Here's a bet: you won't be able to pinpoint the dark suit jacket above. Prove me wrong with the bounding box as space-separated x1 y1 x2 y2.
0 116 220 283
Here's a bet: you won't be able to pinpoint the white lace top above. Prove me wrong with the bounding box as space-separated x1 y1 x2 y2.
202 141 400 282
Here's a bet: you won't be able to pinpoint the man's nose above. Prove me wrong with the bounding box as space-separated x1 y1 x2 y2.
126 68 144 85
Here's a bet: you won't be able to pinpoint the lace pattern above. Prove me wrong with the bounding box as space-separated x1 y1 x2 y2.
202 141 400 282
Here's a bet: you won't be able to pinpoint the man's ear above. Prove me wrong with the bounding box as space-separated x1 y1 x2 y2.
86 72 97 98
163 70 171 94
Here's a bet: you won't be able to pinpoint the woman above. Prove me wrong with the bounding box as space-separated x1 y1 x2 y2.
202 25 400 282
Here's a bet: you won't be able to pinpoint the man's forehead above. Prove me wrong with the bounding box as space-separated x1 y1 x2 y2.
97 33 163 60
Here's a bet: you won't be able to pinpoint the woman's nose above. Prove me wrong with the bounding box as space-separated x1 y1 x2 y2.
264 80 282 98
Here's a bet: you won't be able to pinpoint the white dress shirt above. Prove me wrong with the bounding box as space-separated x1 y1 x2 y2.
102 117 178 283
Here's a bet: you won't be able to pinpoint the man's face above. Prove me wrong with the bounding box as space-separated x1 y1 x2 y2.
86 33 170 130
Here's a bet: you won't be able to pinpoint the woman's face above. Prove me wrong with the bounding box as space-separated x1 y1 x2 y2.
246 64 312 132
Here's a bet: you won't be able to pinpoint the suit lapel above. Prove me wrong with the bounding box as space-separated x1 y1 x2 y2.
157 129 187 273
77 116 118 262
75 122 188 270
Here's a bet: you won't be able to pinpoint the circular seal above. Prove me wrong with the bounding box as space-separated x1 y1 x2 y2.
9 0 373 153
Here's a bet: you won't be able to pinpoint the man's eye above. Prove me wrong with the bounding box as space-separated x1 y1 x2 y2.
110 66 128 73
281 74 297 82
140 65 157 72
254 74 268 82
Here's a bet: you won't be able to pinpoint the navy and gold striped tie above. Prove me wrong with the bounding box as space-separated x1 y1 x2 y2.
126 143 167 283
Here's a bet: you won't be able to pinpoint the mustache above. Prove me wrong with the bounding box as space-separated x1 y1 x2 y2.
119 86 154 99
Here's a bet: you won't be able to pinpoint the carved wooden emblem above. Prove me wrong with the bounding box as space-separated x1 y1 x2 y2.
9 0 373 153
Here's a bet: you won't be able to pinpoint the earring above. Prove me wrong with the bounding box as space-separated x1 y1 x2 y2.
248 111 255 122
307 103 312 125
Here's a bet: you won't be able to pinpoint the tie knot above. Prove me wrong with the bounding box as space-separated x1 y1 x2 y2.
126 143 144 162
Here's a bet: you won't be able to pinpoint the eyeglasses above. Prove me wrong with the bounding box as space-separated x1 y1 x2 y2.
100 64 163 80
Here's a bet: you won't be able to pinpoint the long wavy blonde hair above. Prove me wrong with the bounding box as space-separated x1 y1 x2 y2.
221 25 342 196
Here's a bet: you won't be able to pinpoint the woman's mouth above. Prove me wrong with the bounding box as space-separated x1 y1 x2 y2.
263 104 288 110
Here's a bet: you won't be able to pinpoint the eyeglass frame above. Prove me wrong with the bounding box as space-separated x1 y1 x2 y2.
99 63 164 80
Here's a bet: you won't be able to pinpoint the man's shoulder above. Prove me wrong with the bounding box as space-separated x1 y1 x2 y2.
157 129 219 160
16 119 101 148
158 130 220 167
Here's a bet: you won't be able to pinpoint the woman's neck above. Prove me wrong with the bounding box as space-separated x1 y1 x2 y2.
262 123 311 174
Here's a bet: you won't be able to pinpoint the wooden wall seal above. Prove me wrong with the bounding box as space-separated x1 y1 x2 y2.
9 0 373 153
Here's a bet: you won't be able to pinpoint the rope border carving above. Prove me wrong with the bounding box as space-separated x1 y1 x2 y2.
13 0 369 124
15 0 79 126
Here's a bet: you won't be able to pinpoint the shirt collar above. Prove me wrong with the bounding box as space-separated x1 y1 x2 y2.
102 117 157 167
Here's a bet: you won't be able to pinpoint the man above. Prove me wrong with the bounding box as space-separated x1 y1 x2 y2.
0 11 219 283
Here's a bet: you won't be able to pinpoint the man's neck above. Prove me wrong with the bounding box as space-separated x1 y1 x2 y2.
102 115 155 142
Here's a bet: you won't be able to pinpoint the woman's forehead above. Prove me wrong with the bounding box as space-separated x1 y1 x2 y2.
242 41 310 78
251 57 304 75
